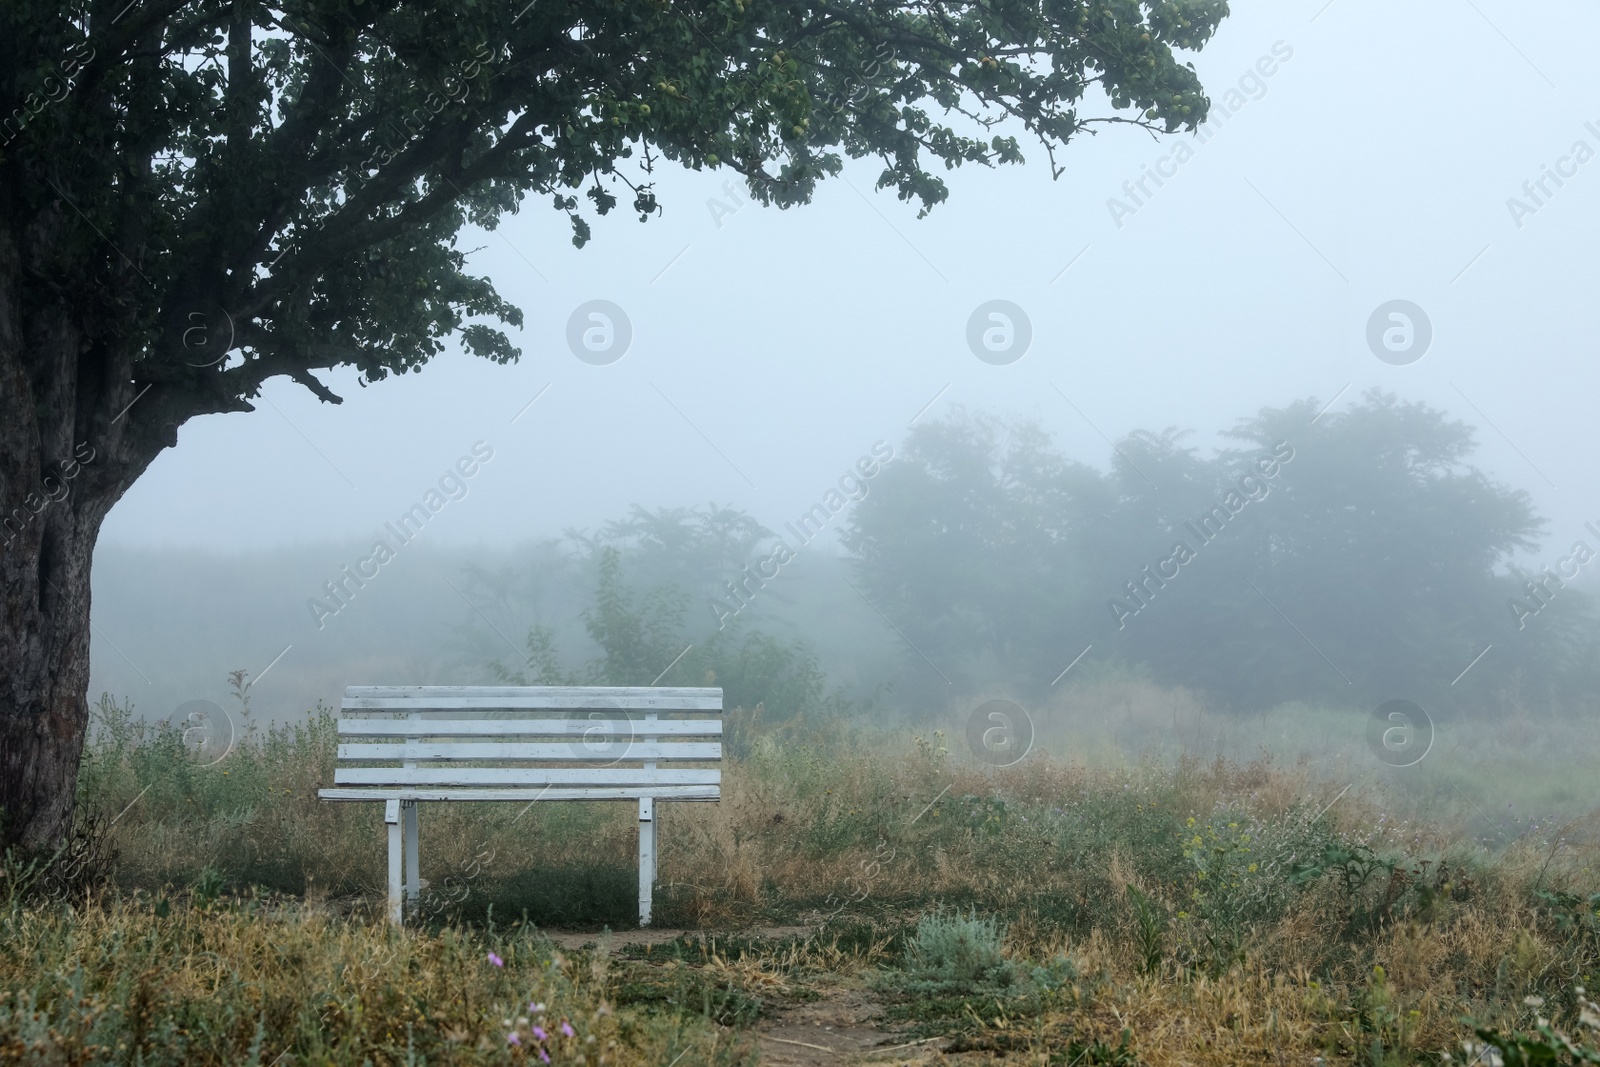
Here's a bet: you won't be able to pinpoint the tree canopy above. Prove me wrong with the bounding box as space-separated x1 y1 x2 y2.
4 0 1228 438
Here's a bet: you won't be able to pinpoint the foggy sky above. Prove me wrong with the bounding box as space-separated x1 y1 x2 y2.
91 1 1600 711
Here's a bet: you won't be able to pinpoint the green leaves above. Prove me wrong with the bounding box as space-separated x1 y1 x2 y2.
1469 1021 1600 1066
1288 842 1392 894
4 0 1230 434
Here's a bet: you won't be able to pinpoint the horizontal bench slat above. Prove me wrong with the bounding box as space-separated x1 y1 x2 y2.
337 741 722 761
343 686 721 711
319 785 720 802
336 718 723 738
333 767 721 787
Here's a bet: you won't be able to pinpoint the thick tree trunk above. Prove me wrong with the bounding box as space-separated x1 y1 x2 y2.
0 217 155 852
0 488 103 850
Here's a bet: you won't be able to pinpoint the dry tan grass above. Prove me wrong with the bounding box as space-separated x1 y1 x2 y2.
47 695 1600 1065
0 893 722 1067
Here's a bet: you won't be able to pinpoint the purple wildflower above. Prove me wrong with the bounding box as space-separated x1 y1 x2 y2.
538 1049 550 1064
488 952 505 967
560 1021 575 1038
507 1032 521 1046
533 1026 548 1041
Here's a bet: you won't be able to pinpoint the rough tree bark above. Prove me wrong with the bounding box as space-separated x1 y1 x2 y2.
0 214 165 851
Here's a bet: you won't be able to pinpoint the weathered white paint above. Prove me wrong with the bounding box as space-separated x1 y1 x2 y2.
320 686 723 929
385 798 403 926
338 718 723 737
319 785 720 802
337 741 722 761
343 686 721 711
334 767 721 786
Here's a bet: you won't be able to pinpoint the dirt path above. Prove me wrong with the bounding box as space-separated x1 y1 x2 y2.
758 988 948 1067
539 925 815 951
538 926 949 1064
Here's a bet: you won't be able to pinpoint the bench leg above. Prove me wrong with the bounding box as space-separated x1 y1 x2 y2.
385 799 403 926
403 801 420 912
638 797 655 927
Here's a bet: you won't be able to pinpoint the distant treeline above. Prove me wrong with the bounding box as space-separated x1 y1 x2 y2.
91 391 1594 726
842 391 1599 714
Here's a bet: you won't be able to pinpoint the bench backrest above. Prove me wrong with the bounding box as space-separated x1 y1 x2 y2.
323 685 723 802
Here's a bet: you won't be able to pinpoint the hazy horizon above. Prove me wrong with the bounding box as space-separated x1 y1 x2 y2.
78 0 1600 756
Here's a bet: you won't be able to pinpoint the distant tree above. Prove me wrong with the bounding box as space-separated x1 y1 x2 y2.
0 0 1231 848
453 503 785 675
1165 392 1596 711
495 544 828 720
845 396 1600 712
572 503 773 605
839 410 1115 703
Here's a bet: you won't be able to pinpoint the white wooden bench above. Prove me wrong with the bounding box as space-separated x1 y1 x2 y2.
317 685 722 926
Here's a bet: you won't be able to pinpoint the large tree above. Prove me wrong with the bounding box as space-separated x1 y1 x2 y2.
0 0 1228 848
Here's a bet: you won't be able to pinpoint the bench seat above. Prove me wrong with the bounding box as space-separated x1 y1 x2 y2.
317 684 723 925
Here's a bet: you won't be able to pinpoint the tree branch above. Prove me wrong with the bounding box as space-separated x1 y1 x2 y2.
289 366 343 405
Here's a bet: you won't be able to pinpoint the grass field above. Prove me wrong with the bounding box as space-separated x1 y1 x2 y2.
5 688 1600 1065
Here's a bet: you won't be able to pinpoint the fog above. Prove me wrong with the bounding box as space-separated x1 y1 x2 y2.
89 0 1600 825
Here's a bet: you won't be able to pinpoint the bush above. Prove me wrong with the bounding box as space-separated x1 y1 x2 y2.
1177 805 1339 974
892 908 1015 996
1466 989 1600 1066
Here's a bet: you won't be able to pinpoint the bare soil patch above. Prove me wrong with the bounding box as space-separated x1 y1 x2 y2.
539 924 816 951
758 987 941 1067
